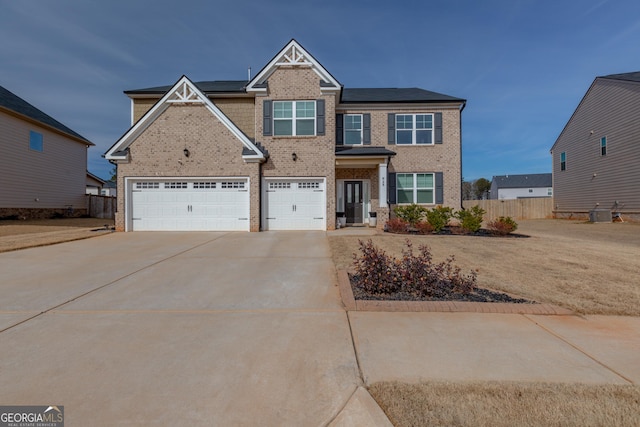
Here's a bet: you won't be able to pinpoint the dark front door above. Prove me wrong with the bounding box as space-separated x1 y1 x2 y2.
345 181 363 224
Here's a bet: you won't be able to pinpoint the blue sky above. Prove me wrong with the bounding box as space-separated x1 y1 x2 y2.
2 0 639 181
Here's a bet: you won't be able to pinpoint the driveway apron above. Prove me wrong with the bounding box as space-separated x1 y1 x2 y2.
0 232 360 426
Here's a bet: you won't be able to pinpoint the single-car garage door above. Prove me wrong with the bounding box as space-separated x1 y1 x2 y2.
129 179 249 231
263 178 325 230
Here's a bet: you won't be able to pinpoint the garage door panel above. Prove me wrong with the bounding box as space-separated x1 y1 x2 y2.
264 179 325 230
130 179 249 231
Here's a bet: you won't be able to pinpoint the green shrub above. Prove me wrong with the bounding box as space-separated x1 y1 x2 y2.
455 205 485 233
393 204 427 226
425 205 454 232
487 216 518 235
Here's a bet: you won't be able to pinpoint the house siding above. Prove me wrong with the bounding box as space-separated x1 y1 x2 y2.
115 104 261 231
0 111 87 212
552 78 640 217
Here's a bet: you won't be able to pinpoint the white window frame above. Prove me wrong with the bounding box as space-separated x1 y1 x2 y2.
396 114 434 145
273 100 316 136
344 114 363 145
396 173 435 204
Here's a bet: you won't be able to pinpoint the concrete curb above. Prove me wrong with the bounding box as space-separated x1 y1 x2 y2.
337 269 574 315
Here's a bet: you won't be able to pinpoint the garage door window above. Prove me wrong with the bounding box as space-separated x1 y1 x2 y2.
193 182 216 189
299 182 320 189
269 182 291 190
221 181 245 189
164 182 188 189
136 182 160 189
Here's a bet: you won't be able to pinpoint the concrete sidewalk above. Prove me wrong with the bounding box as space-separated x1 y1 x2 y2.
350 311 640 386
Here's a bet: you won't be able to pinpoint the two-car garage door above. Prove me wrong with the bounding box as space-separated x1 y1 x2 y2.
129 179 249 231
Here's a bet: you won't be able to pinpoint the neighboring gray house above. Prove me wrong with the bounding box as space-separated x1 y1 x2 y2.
489 173 552 200
0 85 94 219
551 72 640 222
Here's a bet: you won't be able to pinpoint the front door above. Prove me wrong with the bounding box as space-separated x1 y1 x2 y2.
344 181 363 224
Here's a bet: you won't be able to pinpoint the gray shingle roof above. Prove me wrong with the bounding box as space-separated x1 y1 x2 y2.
125 80 249 95
0 85 92 144
341 88 465 104
125 81 465 104
601 71 640 83
335 146 396 156
491 173 552 189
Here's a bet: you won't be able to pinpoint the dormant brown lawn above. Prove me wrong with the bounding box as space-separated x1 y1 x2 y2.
329 219 640 316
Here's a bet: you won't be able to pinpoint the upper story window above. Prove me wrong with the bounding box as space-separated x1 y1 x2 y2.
600 136 607 156
560 152 566 171
344 114 362 145
396 114 433 145
29 130 43 152
273 101 315 136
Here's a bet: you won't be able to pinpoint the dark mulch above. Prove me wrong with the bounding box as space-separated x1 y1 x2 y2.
395 226 530 238
350 275 536 304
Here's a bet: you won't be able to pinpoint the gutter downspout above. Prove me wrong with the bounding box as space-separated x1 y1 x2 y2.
459 100 466 210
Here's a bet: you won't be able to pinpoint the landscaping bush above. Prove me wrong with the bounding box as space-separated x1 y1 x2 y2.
352 239 477 298
386 217 409 233
393 204 427 226
415 221 434 234
425 206 454 232
455 205 485 233
487 216 518 235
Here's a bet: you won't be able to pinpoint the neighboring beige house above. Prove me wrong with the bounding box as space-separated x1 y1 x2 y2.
489 173 552 200
86 171 106 195
551 72 640 222
1 85 94 219
105 40 466 232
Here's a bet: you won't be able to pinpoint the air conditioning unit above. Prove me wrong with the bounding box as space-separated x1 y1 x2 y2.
589 209 612 223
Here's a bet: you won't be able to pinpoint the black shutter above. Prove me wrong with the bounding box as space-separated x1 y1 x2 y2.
435 172 444 204
335 114 344 146
388 113 395 144
434 112 443 144
316 99 325 135
363 113 371 145
263 100 272 136
388 172 397 204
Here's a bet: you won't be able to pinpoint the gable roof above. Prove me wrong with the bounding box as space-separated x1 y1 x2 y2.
104 75 266 163
124 80 249 95
246 39 341 92
341 88 465 104
87 171 106 185
491 173 552 189
0 84 93 145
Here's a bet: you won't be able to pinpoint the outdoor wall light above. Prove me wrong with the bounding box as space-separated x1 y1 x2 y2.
292 152 297 161
183 148 190 158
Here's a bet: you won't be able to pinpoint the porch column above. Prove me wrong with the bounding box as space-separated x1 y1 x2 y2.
378 162 388 208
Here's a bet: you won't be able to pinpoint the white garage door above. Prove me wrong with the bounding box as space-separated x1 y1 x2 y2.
263 179 325 230
130 179 249 231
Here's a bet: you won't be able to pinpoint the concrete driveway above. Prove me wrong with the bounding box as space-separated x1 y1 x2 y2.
0 232 362 426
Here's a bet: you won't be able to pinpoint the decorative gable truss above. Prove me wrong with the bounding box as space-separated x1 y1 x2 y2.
104 76 266 163
246 39 341 92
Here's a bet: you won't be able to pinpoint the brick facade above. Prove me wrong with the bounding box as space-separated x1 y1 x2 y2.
110 41 464 232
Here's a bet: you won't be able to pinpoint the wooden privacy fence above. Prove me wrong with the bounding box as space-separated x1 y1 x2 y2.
462 198 553 221
86 194 116 219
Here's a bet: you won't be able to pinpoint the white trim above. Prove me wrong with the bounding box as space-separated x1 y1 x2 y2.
246 40 341 92
378 163 388 208
395 113 435 145
273 100 316 136
105 76 265 163
130 98 134 126
395 172 435 205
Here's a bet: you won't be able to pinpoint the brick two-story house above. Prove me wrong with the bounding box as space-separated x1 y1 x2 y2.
105 40 466 231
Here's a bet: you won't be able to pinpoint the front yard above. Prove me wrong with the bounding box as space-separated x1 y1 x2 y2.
329 219 640 316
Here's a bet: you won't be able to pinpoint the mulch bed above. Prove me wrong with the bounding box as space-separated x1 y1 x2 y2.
350 274 536 304
393 226 530 238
